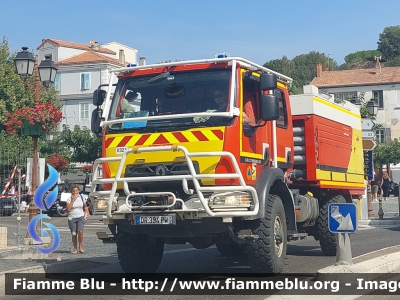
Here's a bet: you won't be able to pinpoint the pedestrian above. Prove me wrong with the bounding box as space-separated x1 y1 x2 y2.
66 185 90 254
8 184 15 196
20 199 28 213
371 173 379 203
380 172 391 201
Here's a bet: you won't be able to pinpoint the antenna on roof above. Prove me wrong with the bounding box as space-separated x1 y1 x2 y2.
375 56 382 75
89 40 99 49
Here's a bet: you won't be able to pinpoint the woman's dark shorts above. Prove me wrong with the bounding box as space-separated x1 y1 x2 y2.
68 216 85 235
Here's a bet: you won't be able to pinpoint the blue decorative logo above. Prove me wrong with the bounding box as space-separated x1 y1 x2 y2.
27 164 60 254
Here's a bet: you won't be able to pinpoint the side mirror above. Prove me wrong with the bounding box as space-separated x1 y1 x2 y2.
93 89 106 106
260 73 277 91
91 108 103 134
260 94 279 121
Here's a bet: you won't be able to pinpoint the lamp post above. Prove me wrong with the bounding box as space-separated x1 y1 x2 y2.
364 99 379 218
14 47 57 232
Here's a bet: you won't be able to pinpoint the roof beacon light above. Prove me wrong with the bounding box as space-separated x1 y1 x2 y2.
215 52 230 58
127 63 137 67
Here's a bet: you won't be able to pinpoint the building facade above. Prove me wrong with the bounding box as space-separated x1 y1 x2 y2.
311 62 400 142
37 39 138 130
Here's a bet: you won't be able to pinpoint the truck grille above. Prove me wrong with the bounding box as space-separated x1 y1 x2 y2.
125 162 199 177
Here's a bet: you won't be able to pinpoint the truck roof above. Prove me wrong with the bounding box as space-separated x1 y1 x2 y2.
110 56 293 86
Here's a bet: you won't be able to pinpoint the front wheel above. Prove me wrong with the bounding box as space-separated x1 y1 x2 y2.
316 194 345 256
245 194 287 273
117 232 165 273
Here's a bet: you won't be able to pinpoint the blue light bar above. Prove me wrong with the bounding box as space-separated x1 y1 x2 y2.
215 52 230 58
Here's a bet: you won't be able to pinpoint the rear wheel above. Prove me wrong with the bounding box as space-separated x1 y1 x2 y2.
245 194 287 273
316 194 345 256
117 232 165 273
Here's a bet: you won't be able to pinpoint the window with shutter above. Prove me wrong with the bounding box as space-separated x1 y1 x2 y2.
79 103 90 120
372 90 383 109
80 73 90 90
384 128 391 144
376 128 391 144
54 74 60 92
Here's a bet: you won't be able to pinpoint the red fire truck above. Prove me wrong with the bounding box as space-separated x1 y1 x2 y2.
90 54 364 273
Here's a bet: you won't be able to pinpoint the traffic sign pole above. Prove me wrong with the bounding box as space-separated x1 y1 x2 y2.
328 203 357 266
336 233 353 265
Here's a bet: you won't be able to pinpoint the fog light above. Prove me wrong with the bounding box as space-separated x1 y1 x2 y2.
209 192 252 207
95 199 107 209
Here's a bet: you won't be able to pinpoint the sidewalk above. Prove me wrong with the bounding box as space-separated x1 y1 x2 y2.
0 231 117 285
358 196 400 226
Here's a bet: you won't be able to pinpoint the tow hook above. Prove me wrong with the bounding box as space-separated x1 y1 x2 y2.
228 227 259 243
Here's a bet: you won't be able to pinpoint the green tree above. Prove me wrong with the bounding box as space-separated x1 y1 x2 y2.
374 139 400 174
61 125 102 163
0 131 32 174
0 37 34 126
384 56 400 67
344 50 381 64
339 50 381 70
263 51 337 94
377 25 400 61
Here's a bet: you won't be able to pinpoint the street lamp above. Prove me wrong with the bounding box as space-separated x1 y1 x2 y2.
364 99 379 219
13 47 35 77
366 99 379 116
38 55 57 87
13 47 57 237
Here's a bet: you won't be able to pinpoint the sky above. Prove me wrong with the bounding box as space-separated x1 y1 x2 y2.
2 0 400 66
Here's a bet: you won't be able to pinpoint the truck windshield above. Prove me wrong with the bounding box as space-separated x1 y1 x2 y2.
107 69 233 132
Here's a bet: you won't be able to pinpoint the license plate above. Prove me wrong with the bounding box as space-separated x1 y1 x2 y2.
135 215 174 225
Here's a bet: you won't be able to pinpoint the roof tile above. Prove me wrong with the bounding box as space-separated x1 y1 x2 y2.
311 66 400 88
37 38 116 55
55 51 124 66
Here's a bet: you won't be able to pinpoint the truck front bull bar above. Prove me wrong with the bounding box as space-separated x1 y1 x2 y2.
89 145 259 219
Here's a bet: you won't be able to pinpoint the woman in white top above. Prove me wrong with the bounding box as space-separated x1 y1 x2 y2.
8 184 15 196
66 185 90 254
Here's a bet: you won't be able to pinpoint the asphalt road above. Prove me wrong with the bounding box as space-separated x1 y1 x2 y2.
1 214 400 300
1 215 400 274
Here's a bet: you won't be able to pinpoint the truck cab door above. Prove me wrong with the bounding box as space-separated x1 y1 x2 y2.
239 75 265 181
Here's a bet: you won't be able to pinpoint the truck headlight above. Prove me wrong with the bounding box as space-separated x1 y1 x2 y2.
209 192 252 207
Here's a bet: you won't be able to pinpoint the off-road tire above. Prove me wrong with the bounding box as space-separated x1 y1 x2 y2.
316 194 345 256
117 232 165 273
245 194 287 273
216 238 245 256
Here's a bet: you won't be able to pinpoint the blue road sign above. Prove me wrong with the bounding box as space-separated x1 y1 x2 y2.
367 150 374 181
328 203 357 233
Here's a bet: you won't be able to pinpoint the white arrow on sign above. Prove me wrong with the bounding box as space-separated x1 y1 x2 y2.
362 118 374 131
362 131 376 139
